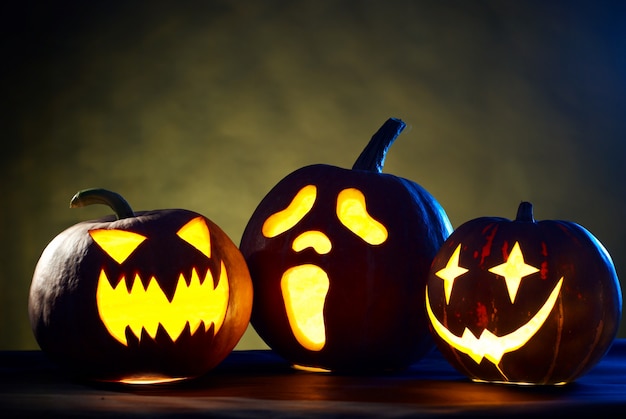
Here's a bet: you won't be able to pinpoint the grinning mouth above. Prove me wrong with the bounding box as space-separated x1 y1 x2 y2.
96 261 229 346
426 277 563 365
281 264 330 351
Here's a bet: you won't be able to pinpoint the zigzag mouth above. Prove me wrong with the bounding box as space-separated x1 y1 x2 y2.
96 261 230 346
425 277 563 366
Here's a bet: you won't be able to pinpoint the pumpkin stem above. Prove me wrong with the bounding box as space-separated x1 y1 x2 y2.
352 118 406 173
515 201 536 223
70 188 135 220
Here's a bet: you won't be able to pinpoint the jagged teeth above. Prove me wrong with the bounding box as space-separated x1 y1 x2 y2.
96 262 229 345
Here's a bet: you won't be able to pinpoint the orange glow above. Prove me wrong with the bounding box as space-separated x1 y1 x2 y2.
96 261 230 345
116 375 187 385
292 364 332 373
262 185 317 237
336 188 387 245
292 231 332 254
176 216 211 258
425 277 563 365
89 229 147 264
488 242 540 303
281 264 329 351
435 243 468 304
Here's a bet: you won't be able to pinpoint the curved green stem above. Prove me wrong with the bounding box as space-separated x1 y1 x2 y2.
70 188 134 220
352 118 406 173
515 201 536 223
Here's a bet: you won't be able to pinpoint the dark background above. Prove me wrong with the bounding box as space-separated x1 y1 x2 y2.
2 0 625 350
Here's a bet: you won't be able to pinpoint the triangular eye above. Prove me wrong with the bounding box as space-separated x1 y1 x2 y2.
89 229 147 264
177 216 211 258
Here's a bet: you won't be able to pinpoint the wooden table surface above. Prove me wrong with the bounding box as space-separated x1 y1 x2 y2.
2 341 626 417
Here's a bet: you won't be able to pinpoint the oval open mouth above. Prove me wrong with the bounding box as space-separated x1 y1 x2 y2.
281 264 330 351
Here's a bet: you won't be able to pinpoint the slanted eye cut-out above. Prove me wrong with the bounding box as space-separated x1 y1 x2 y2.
177 216 212 258
89 229 147 264
262 185 317 238
336 188 388 245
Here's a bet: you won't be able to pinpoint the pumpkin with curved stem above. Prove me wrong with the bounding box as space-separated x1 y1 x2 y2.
425 201 622 385
28 189 253 384
240 118 453 372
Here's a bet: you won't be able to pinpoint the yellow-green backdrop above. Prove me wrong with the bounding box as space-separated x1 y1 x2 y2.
2 0 625 350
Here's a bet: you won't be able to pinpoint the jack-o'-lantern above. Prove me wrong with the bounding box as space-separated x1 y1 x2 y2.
29 188 253 384
240 118 452 372
425 201 621 385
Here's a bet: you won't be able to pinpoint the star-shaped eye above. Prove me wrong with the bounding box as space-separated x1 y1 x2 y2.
435 243 468 304
488 241 539 303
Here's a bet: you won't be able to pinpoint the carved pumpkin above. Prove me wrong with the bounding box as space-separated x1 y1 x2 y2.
29 189 253 384
425 201 622 384
240 118 452 372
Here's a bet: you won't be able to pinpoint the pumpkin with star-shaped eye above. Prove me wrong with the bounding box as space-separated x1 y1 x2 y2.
240 118 452 372
28 189 253 384
425 201 621 385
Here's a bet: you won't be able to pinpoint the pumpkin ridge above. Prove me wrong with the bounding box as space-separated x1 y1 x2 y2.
29 189 253 382
240 119 452 372
426 201 621 385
